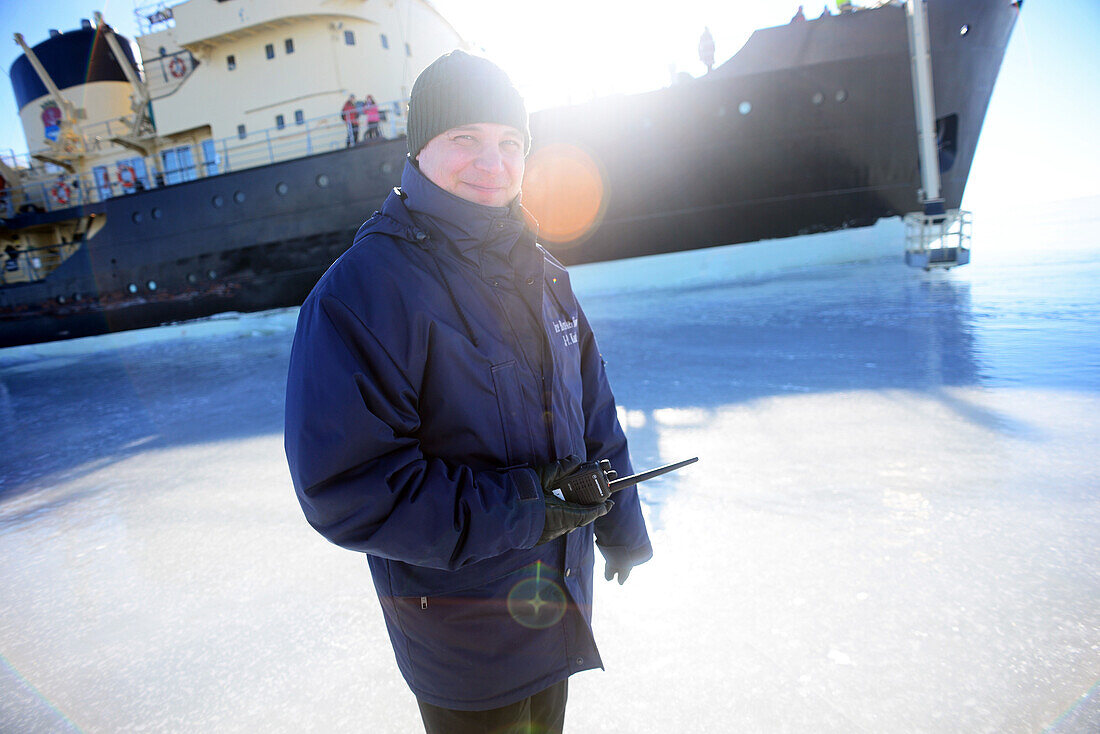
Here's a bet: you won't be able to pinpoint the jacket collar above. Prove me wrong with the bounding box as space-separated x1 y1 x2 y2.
395 159 530 263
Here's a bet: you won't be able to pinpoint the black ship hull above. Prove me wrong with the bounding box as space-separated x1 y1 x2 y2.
0 0 1019 347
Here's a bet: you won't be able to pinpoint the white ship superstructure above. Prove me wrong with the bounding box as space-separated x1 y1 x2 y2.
3 0 464 218
135 0 463 178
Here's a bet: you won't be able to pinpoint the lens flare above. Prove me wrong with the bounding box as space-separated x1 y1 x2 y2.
522 143 606 248
507 562 566 629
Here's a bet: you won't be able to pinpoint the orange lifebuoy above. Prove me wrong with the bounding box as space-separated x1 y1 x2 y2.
168 57 186 79
118 164 137 189
51 182 72 205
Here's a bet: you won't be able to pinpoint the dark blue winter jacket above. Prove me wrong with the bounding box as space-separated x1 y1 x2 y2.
284 161 652 710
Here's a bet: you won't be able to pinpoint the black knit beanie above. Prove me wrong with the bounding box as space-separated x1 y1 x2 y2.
407 50 530 160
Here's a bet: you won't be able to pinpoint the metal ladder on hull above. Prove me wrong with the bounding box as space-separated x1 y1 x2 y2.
904 0 970 270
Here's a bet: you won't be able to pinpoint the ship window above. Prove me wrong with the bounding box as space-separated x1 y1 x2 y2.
276 182 289 195
93 165 112 200
295 110 305 125
265 44 275 60
212 195 224 207
739 101 752 115
131 212 142 224
147 280 157 291
202 139 219 176
316 174 330 188
835 89 848 103
276 114 285 130
345 30 355 46
237 124 247 139
128 283 138 293
227 54 236 71
234 191 246 203
161 145 197 185
812 92 824 105
151 207 162 219
285 38 294 54
380 34 389 50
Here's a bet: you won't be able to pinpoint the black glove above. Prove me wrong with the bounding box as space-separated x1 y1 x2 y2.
535 456 613 545
600 545 639 585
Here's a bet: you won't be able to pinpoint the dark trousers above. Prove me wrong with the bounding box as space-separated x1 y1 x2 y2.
417 679 568 734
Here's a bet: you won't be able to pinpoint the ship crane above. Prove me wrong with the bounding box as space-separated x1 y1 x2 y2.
12 32 85 173
903 0 971 270
93 12 159 157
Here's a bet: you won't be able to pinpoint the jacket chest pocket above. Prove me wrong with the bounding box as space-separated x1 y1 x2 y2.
490 360 537 466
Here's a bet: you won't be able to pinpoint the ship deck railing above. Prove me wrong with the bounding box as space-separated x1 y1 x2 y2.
2 241 78 286
0 101 407 219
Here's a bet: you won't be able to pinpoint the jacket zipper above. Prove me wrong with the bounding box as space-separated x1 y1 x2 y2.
542 373 554 454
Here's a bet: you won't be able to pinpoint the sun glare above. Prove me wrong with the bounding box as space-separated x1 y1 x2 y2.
442 1 767 113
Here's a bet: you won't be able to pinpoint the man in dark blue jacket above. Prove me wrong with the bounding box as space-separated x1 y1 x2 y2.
285 50 652 733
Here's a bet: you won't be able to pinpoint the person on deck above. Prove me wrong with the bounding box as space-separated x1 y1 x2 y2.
699 26 716 73
792 5 807 22
341 94 360 146
364 94 382 140
285 50 652 734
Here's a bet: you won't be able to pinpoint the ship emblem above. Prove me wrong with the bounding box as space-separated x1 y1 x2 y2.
40 101 61 142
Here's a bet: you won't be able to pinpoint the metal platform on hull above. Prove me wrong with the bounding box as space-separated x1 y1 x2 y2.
904 209 971 270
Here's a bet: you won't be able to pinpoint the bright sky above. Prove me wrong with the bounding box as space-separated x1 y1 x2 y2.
0 0 1097 210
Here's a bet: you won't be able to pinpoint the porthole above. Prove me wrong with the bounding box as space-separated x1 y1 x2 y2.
72 293 81 302
812 92 824 105
212 195 224 207
151 207 162 219
738 101 752 115
147 280 157 291
187 273 198 284
57 295 66 304
132 211 143 223
233 190 246 203
835 89 848 103
316 174 330 188
207 269 217 280
128 283 138 294
276 182 289 195
960 24 969 36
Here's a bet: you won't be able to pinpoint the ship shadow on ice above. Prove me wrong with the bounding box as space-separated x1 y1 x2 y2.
0 248 1077 517
0 329 292 508
580 255 1057 522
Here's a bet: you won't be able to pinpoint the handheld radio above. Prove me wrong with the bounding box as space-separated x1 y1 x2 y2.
550 456 699 505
